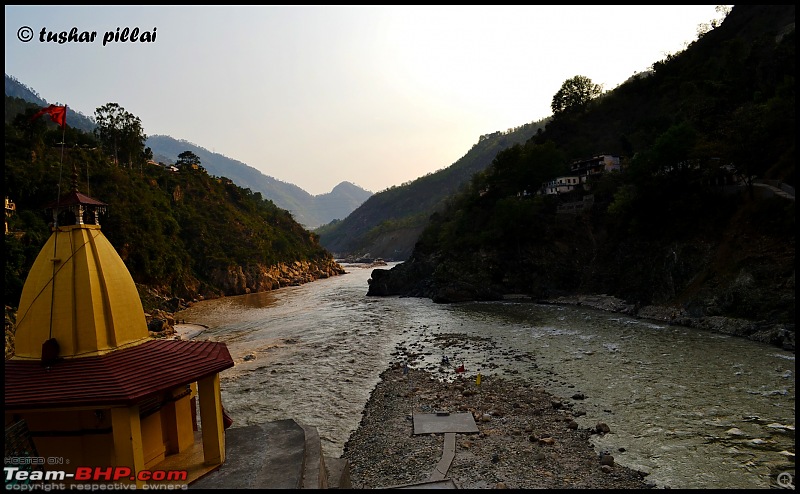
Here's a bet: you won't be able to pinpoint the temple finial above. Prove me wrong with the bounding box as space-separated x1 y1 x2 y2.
71 161 80 193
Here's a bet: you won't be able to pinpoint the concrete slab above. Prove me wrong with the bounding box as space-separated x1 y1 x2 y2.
413 413 478 435
190 420 306 489
429 432 456 482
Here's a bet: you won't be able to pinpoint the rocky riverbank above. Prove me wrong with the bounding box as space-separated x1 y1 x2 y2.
207 258 346 297
342 364 652 489
365 190 795 354
139 258 347 331
540 294 795 351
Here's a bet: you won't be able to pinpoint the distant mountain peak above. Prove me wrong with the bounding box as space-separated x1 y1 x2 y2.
330 181 371 195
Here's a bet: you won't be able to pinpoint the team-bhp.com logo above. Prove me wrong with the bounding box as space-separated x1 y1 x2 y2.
5 466 188 490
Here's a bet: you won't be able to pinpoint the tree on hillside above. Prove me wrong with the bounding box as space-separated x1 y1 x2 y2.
176 150 202 170
697 5 732 38
720 102 772 197
551 75 603 116
94 103 147 168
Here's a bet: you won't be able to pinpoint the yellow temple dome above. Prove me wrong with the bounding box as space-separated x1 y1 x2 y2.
13 191 149 360
6 172 234 486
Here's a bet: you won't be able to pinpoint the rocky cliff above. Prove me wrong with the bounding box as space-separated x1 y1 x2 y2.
208 258 347 296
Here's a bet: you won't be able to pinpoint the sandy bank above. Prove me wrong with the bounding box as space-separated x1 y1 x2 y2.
173 323 209 341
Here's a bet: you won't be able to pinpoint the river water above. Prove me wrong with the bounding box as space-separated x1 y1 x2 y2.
176 263 795 489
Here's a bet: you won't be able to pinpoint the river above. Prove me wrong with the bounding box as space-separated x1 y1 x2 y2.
176 263 795 489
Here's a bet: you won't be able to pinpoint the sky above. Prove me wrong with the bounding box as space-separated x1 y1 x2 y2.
5 5 728 196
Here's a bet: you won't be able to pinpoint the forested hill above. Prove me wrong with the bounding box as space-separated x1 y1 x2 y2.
5 74 96 133
367 4 795 339
4 75 372 230
4 104 344 307
316 119 548 260
146 135 372 229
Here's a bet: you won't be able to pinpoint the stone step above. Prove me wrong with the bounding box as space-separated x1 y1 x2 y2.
190 420 350 489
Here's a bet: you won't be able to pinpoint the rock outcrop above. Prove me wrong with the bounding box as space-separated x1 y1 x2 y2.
209 258 346 297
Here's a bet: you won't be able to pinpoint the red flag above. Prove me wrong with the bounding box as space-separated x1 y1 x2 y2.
31 104 67 128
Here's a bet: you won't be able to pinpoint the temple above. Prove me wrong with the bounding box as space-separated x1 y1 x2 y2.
4 173 234 487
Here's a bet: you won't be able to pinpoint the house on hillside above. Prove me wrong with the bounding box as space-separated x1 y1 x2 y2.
539 154 621 196
535 154 622 215
541 175 584 195
570 154 621 176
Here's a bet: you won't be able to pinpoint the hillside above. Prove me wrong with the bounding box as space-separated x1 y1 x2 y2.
5 74 96 133
4 75 371 230
147 135 372 229
4 112 345 308
316 120 547 260
365 5 795 346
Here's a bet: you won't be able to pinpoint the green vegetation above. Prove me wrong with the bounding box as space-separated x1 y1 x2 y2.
94 102 152 168
428 4 795 250
144 135 372 230
4 101 337 307
5 74 97 132
550 75 603 116
176 150 202 169
428 3 795 246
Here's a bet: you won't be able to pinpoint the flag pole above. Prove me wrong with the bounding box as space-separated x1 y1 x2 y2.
58 105 67 187
47 104 68 343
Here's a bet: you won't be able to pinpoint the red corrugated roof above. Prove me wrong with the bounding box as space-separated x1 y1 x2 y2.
43 191 108 209
5 339 234 410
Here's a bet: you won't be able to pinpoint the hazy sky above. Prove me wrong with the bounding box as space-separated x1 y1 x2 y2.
5 5 726 195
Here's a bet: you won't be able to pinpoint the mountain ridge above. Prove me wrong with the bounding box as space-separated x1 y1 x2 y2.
4 73 371 229
146 134 372 228
316 120 548 259
5 73 96 133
